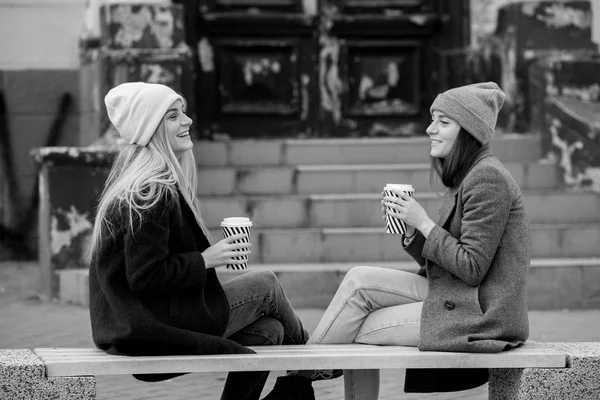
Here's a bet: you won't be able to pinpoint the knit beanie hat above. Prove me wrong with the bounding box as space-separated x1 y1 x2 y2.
104 82 183 146
430 82 506 145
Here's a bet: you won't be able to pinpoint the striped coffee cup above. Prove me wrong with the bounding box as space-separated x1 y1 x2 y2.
383 184 414 235
221 217 252 270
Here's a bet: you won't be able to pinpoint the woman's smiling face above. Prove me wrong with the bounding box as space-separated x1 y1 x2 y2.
165 99 193 156
426 110 461 158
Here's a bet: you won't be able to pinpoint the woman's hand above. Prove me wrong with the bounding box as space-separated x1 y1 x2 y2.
201 233 252 269
382 190 436 237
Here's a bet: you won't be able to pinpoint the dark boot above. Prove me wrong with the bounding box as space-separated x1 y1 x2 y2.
261 375 315 400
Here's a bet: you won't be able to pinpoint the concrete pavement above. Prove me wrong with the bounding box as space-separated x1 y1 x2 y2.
2 261 600 399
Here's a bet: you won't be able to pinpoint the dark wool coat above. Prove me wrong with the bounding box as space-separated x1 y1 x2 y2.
89 192 252 381
402 149 530 393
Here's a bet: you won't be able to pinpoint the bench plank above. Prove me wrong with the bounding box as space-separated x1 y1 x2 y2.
34 343 567 377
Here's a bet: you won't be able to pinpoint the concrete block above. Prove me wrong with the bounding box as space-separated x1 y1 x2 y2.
530 226 561 258
296 170 356 194
0 349 96 399
250 197 307 228
524 192 600 224
296 167 431 194
199 198 247 228
285 138 429 165
527 266 584 310
489 343 600 400
310 196 381 228
523 163 561 190
354 169 430 193
3 70 79 114
260 230 322 263
236 168 293 195
562 225 600 257
230 140 283 166
321 229 385 262
493 134 541 162
582 266 600 308
194 141 228 167
197 168 236 195
529 224 600 258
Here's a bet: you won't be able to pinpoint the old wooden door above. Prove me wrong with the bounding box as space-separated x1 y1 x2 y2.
181 0 470 138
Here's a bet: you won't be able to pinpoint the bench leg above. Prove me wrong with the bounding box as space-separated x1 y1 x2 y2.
489 342 600 400
1 349 96 399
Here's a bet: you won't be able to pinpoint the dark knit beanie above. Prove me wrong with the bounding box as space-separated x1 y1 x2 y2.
430 82 506 145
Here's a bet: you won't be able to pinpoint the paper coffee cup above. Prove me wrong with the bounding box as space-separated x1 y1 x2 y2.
221 217 252 270
383 184 414 235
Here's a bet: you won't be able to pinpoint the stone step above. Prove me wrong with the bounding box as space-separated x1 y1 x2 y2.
197 162 561 196
200 190 600 229
194 134 542 167
207 223 600 263
58 257 600 310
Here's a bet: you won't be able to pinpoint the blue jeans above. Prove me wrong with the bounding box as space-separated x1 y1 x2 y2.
308 266 428 400
219 270 309 400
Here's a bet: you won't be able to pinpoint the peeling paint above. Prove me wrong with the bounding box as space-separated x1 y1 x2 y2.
149 6 175 48
534 3 592 30
408 14 430 26
549 117 587 187
243 59 281 86
141 63 178 84
198 37 214 72
319 36 342 125
302 0 317 16
50 206 93 257
300 74 310 121
110 5 176 49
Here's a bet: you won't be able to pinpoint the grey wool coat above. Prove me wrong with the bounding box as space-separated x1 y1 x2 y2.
402 148 530 392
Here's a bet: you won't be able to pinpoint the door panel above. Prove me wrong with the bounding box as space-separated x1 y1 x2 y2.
193 0 469 138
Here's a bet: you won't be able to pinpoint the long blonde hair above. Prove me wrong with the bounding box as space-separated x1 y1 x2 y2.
87 119 213 263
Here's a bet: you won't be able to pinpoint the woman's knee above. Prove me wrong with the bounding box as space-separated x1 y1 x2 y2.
246 270 282 295
342 266 378 288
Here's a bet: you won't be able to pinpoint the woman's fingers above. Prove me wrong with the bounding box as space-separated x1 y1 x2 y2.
383 200 402 212
222 233 248 243
228 242 252 251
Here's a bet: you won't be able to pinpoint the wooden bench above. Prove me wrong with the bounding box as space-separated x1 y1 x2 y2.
33 343 565 377
5 342 600 399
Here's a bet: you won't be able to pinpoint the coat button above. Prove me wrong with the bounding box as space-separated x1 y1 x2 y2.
444 301 455 310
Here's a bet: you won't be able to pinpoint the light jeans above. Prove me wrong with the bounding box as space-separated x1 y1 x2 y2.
308 266 428 400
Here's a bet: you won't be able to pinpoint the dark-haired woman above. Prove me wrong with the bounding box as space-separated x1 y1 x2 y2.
262 82 530 400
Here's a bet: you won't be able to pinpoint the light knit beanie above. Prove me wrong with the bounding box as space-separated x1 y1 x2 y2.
430 82 506 145
104 82 183 146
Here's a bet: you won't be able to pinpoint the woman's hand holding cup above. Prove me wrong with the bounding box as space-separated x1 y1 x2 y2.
201 233 252 269
383 190 435 237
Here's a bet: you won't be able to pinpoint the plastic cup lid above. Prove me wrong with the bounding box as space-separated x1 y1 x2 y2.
221 217 253 226
384 183 414 191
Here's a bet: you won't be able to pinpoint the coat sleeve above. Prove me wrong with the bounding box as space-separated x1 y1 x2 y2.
123 196 208 295
402 230 427 267
422 166 512 286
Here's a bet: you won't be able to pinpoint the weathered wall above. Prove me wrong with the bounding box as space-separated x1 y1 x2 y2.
0 0 87 259
471 0 599 46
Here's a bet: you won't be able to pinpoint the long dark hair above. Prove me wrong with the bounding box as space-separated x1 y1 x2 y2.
430 128 486 190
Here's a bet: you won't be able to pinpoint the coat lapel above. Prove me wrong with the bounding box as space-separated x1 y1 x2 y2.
437 189 458 228
436 146 492 228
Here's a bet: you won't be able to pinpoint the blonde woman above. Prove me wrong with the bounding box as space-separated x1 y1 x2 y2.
87 82 309 400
